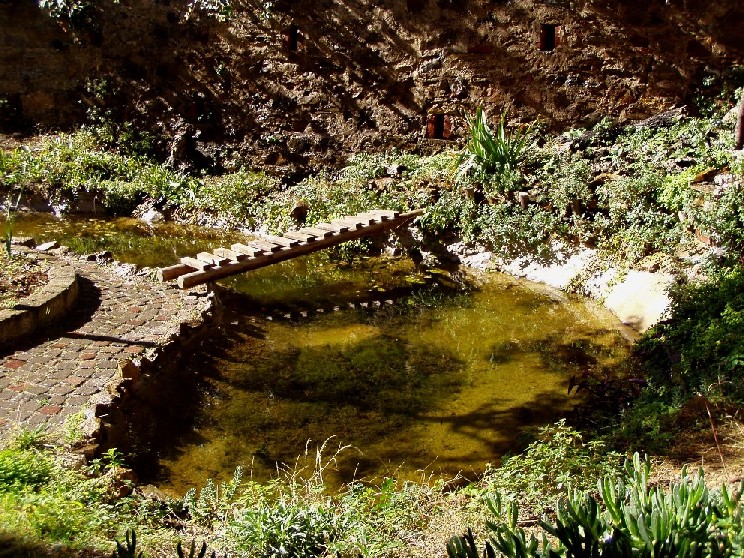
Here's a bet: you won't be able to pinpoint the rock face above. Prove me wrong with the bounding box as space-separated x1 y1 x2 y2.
1 0 743 173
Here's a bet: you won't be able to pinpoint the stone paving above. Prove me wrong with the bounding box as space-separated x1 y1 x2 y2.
0 258 210 437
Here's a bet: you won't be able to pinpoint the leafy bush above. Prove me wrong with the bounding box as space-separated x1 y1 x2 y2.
542 153 593 215
37 0 92 24
0 132 195 214
693 179 744 264
450 454 744 558
183 466 243 526
471 421 622 518
185 0 233 21
191 170 281 228
0 441 140 552
473 202 564 263
228 497 338 557
635 266 744 404
0 448 52 490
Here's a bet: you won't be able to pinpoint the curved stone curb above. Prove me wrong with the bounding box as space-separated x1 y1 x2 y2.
0 259 78 344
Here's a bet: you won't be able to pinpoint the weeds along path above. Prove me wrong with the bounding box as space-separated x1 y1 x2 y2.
0 258 210 438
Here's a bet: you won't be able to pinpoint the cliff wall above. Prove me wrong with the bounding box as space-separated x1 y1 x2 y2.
1 0 743 173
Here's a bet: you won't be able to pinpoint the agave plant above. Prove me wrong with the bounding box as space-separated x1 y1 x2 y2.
457 108 532 195
448 453 744 558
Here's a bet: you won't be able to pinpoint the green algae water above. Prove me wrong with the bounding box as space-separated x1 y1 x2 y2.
6 212 253 268
8 213 632 493
157 264 632 494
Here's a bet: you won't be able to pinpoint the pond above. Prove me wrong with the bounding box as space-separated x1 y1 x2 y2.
8 212 632 493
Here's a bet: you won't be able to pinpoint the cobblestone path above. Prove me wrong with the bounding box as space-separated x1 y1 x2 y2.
0 260 208 436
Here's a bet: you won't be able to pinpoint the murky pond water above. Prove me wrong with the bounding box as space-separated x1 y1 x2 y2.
8 213 631 493
156 267 629 494
7 211 252 268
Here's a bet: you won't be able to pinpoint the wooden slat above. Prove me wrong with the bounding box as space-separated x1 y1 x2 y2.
351 213 379 225
315 222 349 233
180 256 214 270
196 252 230 266
283 230 317 242
248 239 283 253
332 218 366 230
213 247 249 262
158 263 194 281
363 209 399 220
261 234 299 248
231 243 264 256
299 226 335 238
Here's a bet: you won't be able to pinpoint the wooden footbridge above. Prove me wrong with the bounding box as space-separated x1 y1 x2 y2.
157 209 424 289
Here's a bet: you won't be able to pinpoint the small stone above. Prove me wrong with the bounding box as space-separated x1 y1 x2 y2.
140 209 165 224
11 236 36 247
36 241 60 252
4 359 26 369
39 405 62 415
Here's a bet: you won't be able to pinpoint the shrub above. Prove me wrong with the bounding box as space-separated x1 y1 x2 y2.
693 180 744 264
470 421 622 518
473 202 564 264
0 449 52 490
190 170 281 228
37 0 93 24
635 266 744 404
228 497 338 557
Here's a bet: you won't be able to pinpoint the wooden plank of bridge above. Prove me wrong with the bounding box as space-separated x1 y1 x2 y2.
298 226 335 238
351 213 380 225
362 209 399 220
159 263 194 281
248 239 283 253
283 230 317 242
315 222 350 233
231 243 265 257
213 247 249 262
180 256 214 271
262 234 300 248
164 209 425 288
332 218 366 230
197 252 230 266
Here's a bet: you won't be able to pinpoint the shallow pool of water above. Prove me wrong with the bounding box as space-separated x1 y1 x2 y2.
154 266 631 494
7 212 631 493
7 212 252 268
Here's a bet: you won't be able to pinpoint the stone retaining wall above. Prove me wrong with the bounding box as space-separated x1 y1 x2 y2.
0 259 78 345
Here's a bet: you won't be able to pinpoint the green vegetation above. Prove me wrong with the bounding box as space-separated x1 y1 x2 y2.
2 67 744 557
457 108 532 198
2 188 21 257
0 422 629 557
470 421 623 518
450 454 744 558
1 96 741 269
37 0 93 25
185 0 234 21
